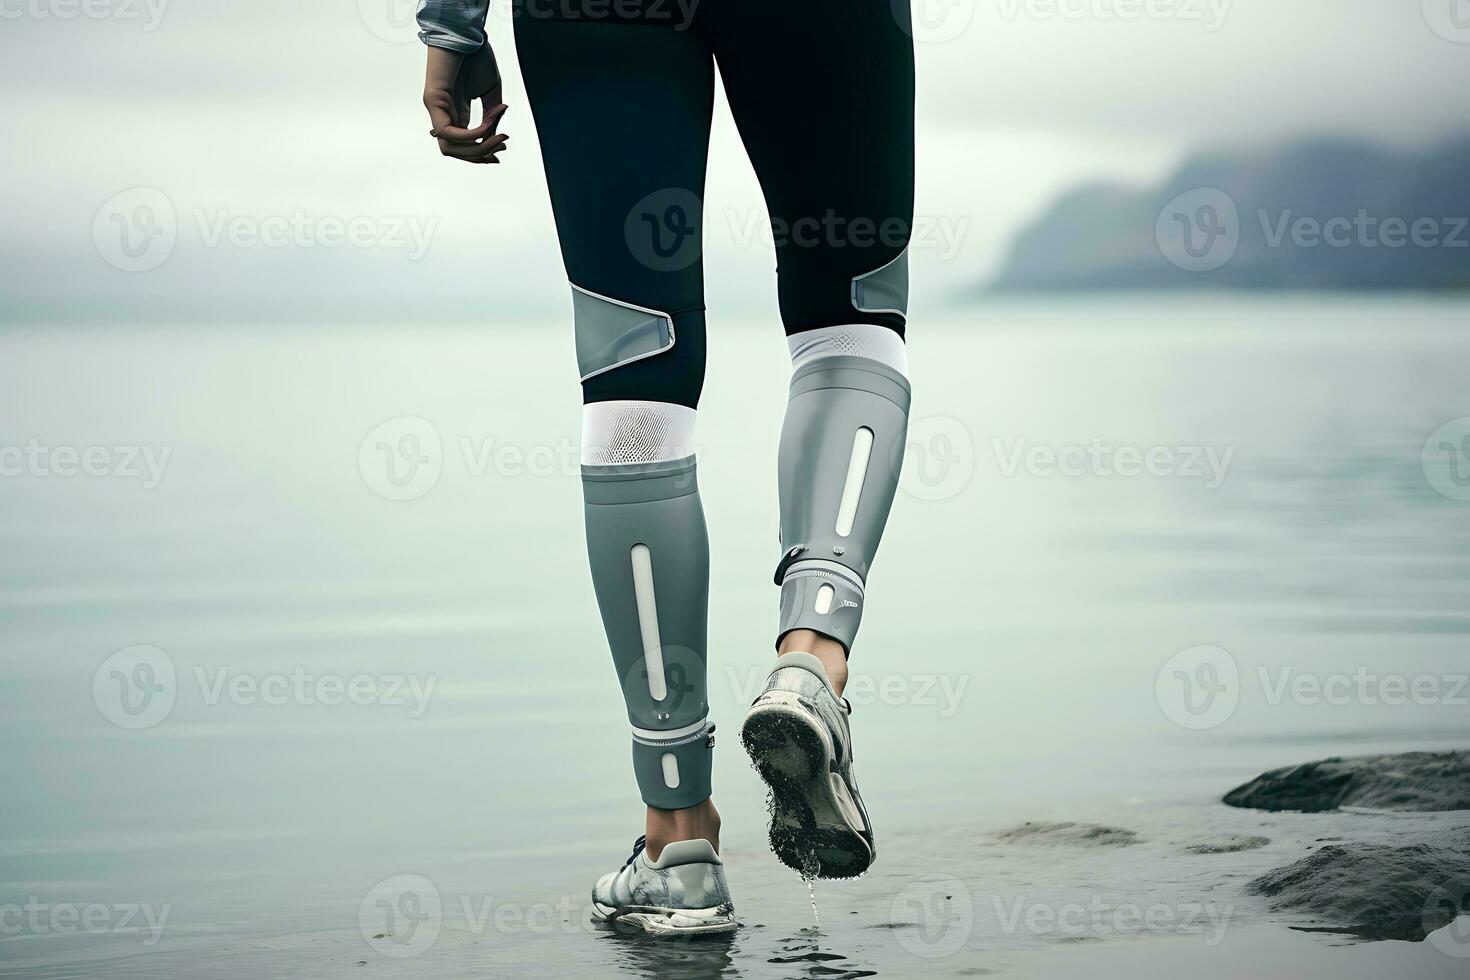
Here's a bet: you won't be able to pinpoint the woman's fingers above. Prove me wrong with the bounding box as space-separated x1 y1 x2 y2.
433 118 494 143
439 132 509 161
480 102 508 132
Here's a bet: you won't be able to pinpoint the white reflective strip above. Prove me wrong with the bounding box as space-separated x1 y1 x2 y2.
581 401 698 466
661 753 681 789
631 718 707 742
834 427 873 537
814 584 835 615
630 544 667 701
787 324 909 378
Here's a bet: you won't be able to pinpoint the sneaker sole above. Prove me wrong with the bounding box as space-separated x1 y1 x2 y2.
740 693 874 879
592 900 738 936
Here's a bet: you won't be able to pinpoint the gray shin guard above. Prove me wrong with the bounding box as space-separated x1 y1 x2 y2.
775 355 911 653
583 456 713 809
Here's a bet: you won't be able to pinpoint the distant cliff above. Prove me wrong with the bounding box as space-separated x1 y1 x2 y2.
990 136 1470 291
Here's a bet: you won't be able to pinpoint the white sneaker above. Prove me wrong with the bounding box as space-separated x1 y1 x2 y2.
741 651 876 879
591 836 738 935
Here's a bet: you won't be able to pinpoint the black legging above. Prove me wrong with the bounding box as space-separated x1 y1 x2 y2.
515 0 916 409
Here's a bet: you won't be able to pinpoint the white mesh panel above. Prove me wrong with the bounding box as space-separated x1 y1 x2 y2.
787 324 909 377
581 401 698 466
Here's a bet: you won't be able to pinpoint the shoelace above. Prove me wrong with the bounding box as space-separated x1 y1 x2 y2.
623 834 647 868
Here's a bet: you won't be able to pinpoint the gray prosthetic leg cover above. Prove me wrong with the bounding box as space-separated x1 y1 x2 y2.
583 456 714 809
775 356 911 653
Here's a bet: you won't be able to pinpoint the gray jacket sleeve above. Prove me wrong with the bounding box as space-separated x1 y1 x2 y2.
416 0 490 53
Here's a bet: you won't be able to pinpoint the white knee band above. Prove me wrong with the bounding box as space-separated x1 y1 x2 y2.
787 324 909 378
581 400 698 467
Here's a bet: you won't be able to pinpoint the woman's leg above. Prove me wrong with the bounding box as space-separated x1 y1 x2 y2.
705 0 915 879
706 0 916 673
516 12 721 860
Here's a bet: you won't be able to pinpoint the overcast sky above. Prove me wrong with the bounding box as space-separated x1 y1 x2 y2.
4 0 1469 321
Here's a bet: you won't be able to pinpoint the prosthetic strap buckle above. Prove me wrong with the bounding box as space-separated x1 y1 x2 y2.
773 545 809 585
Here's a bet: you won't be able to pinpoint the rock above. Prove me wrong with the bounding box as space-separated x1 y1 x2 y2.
1249 837 1470 941
993 822 1140 847
1224 751 1470 813
1184 835 1271 854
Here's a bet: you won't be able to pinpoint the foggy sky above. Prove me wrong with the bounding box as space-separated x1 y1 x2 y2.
3 0 1468 321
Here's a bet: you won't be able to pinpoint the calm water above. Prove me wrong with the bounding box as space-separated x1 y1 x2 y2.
2 296 1468 978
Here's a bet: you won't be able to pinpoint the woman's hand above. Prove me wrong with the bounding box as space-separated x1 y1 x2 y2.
423 45 508 164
